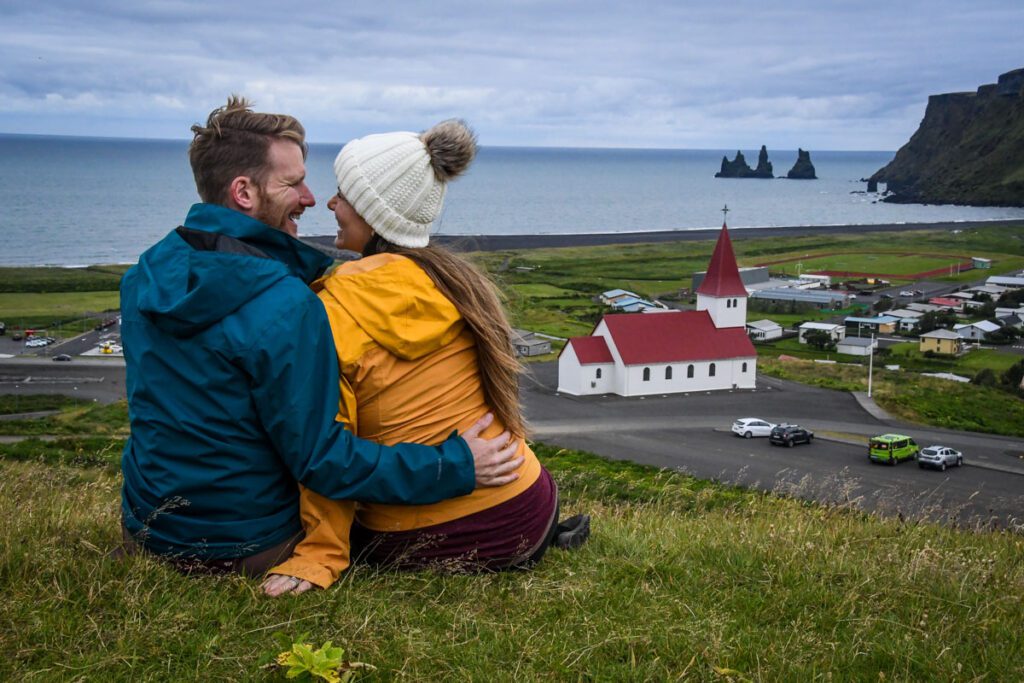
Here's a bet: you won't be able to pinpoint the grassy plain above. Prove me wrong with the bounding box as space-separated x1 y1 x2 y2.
2 434 1023 681
0 291 121 330
478 223 1024 338
759 358 1024 437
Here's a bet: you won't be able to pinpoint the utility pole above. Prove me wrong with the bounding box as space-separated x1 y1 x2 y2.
867 333 875 398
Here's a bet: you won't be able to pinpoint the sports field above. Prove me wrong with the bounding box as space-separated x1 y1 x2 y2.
758 251 973 279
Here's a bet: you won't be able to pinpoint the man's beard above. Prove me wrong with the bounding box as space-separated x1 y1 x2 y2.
253 184 291 234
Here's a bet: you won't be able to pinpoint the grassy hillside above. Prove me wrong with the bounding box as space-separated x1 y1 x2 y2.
1 437 1022 681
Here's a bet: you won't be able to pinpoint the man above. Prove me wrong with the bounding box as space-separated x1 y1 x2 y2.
119 96 522 588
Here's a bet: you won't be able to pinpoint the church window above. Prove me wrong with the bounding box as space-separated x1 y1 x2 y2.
687 364 694 378
742 362 748 373
709 363 716 377
665 366 672 380
643 367 651 381
596 368 602 379
726 299 731 308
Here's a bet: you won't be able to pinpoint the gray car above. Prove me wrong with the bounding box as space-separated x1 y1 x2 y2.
917 445 963 471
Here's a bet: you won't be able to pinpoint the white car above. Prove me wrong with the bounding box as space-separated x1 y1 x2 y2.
731 417 777 439
899 290 914 296
918 445 963 471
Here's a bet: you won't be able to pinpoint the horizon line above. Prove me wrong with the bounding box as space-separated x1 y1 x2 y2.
0 131 897 155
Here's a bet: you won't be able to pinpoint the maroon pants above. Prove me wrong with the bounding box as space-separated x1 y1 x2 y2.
350 467 559 572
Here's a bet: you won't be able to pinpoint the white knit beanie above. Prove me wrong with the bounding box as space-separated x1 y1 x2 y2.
333 119 477 248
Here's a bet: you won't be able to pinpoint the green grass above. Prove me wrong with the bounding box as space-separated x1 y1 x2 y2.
760 357 1024 437
767 252 971 276
885 343 1021 375
2 442 1023 680
0 394 76 415
0 291 121 331
0 399 129 437
0 265 128 293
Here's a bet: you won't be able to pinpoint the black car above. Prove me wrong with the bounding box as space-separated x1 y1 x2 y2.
52 354 72 362
769 424 814 447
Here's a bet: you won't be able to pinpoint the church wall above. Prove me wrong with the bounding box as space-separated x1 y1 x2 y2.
558 344 617 395
620 358 757 396
556 344 584 395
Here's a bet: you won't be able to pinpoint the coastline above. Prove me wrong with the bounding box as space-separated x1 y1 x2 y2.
302 218 1024 255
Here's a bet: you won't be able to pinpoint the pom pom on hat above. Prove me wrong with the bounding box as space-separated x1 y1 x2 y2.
333 119 477 248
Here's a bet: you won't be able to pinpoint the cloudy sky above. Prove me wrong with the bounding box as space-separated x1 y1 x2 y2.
1 0 1020 150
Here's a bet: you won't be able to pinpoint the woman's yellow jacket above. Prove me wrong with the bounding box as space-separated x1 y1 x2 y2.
270 253 540 588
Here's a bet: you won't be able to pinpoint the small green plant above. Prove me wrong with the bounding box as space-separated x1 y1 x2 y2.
273 635 375 683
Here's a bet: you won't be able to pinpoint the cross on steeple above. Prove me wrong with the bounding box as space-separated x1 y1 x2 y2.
721 204 730 225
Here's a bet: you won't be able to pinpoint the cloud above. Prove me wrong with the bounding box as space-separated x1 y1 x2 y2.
0 0 1020 148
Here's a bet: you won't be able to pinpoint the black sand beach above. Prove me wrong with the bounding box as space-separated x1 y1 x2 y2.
302 219 1024 256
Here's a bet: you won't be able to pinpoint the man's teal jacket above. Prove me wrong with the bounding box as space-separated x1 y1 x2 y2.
120 204 475 559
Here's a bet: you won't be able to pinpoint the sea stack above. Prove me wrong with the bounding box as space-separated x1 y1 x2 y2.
754 145 774 177
715 146 774 178
786 148 817 179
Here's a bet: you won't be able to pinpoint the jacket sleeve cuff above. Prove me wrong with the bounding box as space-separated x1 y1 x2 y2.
267 558 340 590
441 430 476 497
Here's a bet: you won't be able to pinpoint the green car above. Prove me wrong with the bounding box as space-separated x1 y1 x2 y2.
868 434 919 465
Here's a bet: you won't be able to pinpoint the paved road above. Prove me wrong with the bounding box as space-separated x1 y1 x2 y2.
521 362 1024 528
2 356 1021 528
0 357 126 403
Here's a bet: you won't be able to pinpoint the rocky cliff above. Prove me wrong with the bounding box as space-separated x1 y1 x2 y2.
871 67 1024 206
715 145 774 178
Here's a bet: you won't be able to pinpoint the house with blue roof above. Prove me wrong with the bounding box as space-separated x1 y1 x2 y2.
843 315 899 336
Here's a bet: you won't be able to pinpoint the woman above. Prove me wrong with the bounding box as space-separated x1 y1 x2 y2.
263 120 586 596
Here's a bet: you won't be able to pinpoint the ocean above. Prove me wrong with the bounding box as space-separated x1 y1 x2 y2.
2 134 1024 266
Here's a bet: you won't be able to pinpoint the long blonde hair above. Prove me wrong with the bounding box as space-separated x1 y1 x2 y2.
364 236 526 438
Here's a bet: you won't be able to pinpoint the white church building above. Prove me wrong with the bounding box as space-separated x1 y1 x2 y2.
558 222 757 397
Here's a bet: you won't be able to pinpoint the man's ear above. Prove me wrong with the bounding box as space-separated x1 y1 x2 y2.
228 176 258 213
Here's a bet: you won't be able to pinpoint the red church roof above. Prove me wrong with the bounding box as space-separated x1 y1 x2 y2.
696 223 747 297
601 311 756 365
565 336 614 364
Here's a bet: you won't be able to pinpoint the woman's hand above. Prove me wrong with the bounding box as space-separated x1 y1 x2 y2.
261 573 315 597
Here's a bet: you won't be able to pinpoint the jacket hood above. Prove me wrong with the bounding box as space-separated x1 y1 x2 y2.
317 254 464 361
131 204 332 337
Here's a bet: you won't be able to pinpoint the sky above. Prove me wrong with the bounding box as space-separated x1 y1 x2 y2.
0 0 1021 150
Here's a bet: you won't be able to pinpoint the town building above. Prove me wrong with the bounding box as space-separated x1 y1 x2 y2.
886 309 924 331
844 315 898 336
692 266 768 292
746 319 783 341
836 336 877 356
919 329 963 355
953 320 1001 341
559 222 756 396
511 329 552 357
748 288 849 309
986 275 1024 288
972 257 992 269
928 297 963 312
797 322 845 344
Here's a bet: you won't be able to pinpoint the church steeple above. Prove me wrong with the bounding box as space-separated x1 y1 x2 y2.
696 209 747 328
696 219 746 297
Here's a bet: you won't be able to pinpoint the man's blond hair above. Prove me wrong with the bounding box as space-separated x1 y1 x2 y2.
188 95 306 204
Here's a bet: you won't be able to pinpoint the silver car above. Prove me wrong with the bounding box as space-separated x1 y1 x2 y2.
917 445 963 471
